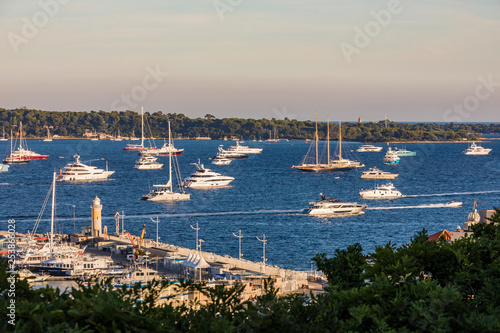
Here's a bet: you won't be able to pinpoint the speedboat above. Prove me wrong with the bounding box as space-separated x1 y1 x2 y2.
359 183 403 199
0 164 9 173
383 148 400 165
392 146 416 157
360 167 398 179
357 144 383 152
227 142 262 154
446 201 462 208
462 142 491 155
304 194 367 216
57 154 114 182
134 155 163 170
184 160 234 188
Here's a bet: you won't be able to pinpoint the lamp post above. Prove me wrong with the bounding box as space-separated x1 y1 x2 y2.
150 216 160 247
256 234 267 273
232 230 243 261
190 222 200 251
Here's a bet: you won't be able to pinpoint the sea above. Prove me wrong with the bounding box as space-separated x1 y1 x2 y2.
1 137 499 271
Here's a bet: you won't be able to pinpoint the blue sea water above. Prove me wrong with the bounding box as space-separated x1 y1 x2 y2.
1 138 499 271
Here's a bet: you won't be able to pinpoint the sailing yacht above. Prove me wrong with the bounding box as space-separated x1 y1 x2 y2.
43 127 52 142
141 122 190 201
292 115 362 172
0 127 8 141
4 122 49 163
266 129 279 143
124 107 151 151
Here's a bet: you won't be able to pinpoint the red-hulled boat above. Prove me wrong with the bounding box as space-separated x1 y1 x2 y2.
3 122 49 164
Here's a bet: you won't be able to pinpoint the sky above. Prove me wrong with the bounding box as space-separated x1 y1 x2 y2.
1 0 499 122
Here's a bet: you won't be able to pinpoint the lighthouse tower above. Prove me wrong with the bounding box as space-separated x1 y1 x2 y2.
91 196 102 237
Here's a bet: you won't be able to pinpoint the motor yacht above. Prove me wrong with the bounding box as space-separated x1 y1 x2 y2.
357 144 383 152
212 157 231 165
227 142 262 154
360 167 398 179
462 142 491 155
359 183 403 199
135 155 163 170
304 194 367 216
383 148 400 165
214 146 248 160
184 160 234 188
57 154 114 182
142 140 184 156
392 146 416 157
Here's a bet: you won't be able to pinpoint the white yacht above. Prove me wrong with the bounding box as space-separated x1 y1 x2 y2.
383 148 400 165
214 146 248 160
57 154 114 182
304 194 367 216
143 140 184 156
114 266 159 288
184 160 234 188
135 155 163 170
357 144 383 152
227 142 262 154
462 142 491 155
212 157 231 165
360 167 398 179
141 122 190 201
359 183 403 199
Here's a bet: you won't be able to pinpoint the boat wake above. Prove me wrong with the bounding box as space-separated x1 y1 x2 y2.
367 203 449 210
404 190 500 198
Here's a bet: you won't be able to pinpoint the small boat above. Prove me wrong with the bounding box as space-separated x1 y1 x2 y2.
141 122 190 201
4 122 49 163
392 146 416 157
17 269 49 283
57 154 114 182
360 167 398 179
446 201 462 208
383 148 400 165
135 155 163 170
184 160 234 188
357 144 383 152
0 164 9 173
304 193 367 216
0 127 7 141
462 142 491 155
359 183 403 199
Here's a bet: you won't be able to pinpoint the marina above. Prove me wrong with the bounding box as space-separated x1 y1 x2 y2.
1 138 499 272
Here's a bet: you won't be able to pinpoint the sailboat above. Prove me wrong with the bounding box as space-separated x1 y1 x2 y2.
266 129 279 143
124 107 151 151
4 122 49 163
43 127 52 142
292 115 361 172
140 122 190 201
0 127 7 141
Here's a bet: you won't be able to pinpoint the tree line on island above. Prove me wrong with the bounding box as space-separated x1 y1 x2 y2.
2 209 500 331
1 108 499 142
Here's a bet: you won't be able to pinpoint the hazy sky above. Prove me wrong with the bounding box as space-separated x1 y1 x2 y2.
1 0 499 122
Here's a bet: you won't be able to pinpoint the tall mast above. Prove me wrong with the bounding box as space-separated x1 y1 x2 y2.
50 172 56 254
168 121 173 192
327 116 330 165
315 113 318 166
19 121 23 149
338 118 342 160
141 106 144 147
10 129 13 154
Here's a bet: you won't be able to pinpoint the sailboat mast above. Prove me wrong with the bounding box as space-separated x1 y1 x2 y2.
141 107 144 147
315 113 318 166
10 129 13 153
327 116 330 165
19 122 23 149
50 172 56 254
338 118 342 160
168 121 173 192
